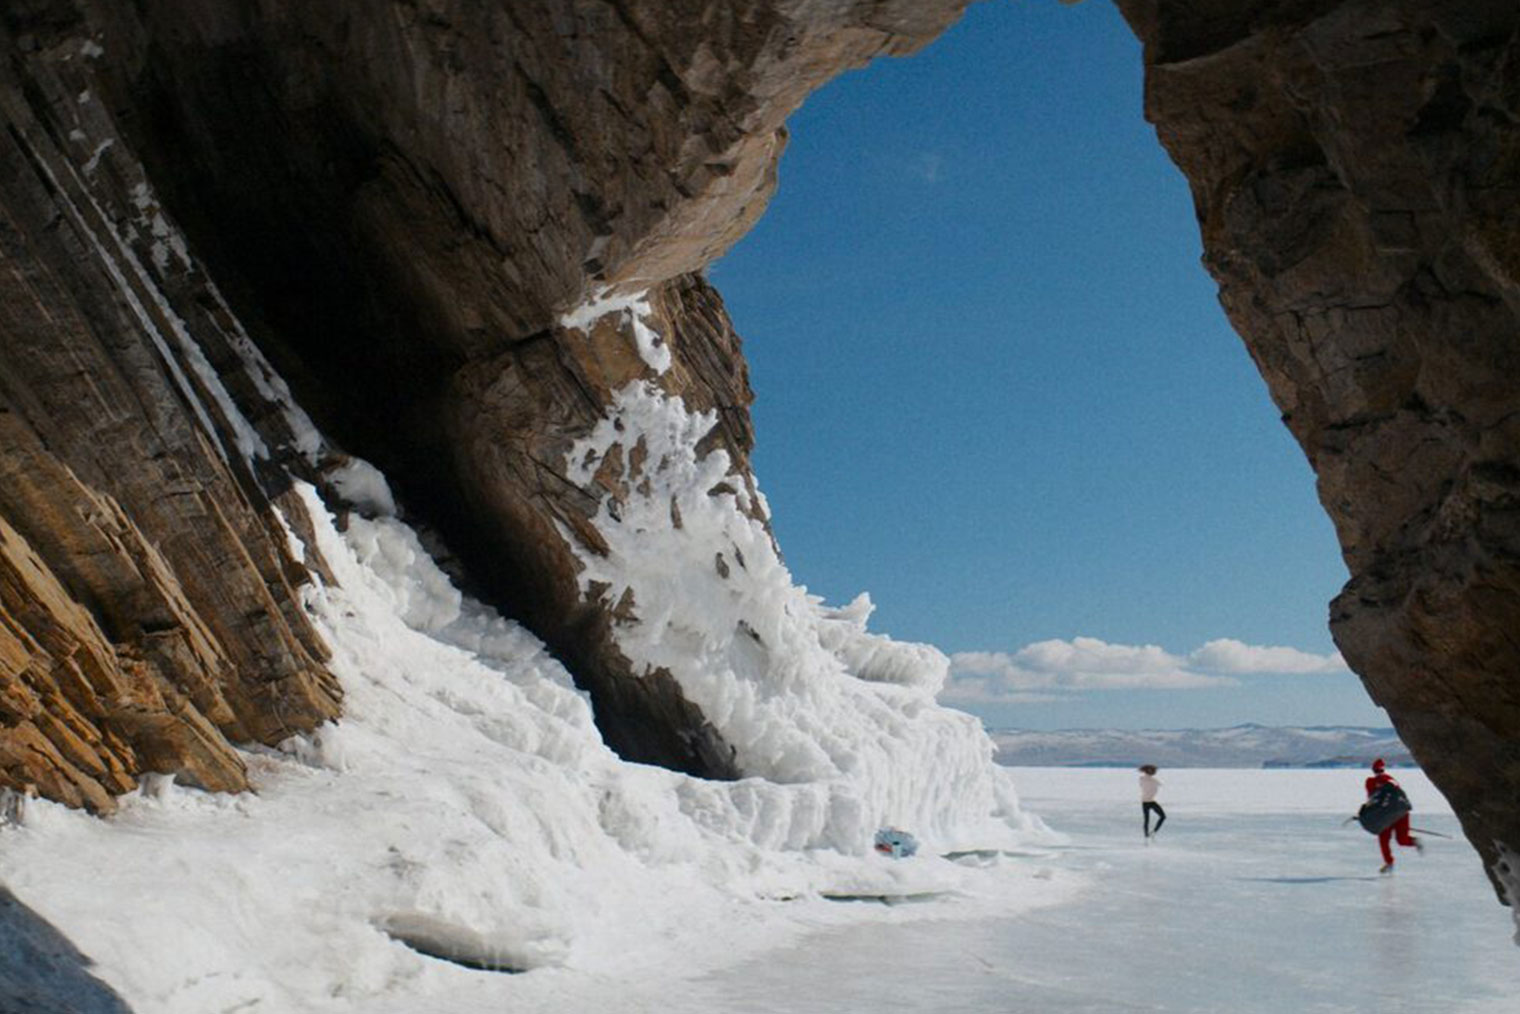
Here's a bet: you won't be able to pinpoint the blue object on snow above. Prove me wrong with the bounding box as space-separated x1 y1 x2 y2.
873 827 919 858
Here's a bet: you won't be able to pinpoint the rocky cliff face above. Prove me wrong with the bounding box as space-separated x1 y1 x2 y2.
0 19 343 807
0 0 968 805
1115 0 1520 896
3 0 1518 906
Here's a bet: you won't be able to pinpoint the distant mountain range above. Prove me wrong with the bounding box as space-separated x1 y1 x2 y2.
988 724 1412 769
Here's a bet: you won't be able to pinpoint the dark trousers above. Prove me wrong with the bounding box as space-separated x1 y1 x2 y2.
1142 801 1166 836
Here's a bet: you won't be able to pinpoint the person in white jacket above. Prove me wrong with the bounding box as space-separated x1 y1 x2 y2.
1138 764 1166 839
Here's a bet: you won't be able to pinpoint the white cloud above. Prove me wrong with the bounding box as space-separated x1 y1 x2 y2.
1017 637 1187 679
1187 638 1348 675
941 635 1348 706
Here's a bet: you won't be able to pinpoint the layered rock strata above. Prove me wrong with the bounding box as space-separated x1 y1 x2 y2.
0 23 342 807
0 0 969 799
1116 0 1520 896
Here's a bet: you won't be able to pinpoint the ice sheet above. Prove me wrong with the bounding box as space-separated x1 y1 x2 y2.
679 768 1520 1013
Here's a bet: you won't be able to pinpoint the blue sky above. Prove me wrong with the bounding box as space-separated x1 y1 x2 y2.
710 0 1389 731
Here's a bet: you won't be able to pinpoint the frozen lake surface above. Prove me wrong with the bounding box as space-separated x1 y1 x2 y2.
682 768 1520 1013
17 767 1515 1014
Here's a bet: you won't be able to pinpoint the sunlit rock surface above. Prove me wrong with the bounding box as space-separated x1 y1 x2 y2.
1116 0 1520 896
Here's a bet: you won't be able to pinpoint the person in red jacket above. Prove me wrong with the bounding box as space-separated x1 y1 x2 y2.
1366 757 1422 873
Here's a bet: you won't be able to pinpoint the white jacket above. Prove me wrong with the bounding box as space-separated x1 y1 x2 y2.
1139 773 1162 802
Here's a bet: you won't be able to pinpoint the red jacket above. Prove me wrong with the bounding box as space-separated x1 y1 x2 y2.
1366 771 1398 797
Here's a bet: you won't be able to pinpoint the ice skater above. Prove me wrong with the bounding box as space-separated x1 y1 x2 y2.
1138 764 1166 839
1364 757 1421 873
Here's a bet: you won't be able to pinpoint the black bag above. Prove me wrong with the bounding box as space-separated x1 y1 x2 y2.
1357 782 1412 834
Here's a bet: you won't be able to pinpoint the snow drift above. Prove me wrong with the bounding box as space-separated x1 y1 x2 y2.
564 379 1012 849
0 294 1056 1011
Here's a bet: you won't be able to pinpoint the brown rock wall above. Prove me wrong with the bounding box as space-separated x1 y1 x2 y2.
65 0 970 776
1117 0 1520 895
0 12 340 803
0 0 971 794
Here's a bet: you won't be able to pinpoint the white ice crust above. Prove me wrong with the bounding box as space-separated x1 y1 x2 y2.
564 381 1022 852
0 478 1066 1012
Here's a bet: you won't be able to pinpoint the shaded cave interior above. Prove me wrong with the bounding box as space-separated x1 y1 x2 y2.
93 23 742 779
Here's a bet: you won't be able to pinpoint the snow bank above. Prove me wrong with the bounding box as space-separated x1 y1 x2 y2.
564 381 1023 851
0 281 1065 1011
0 477 1068 1013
